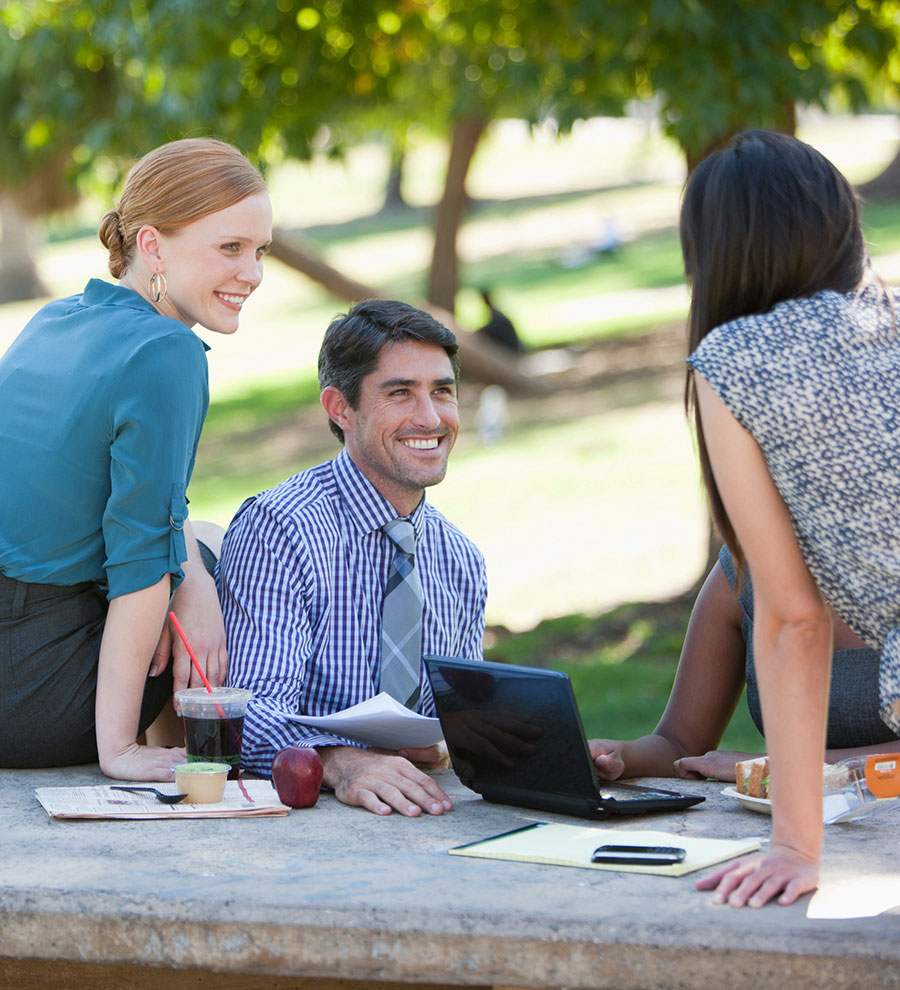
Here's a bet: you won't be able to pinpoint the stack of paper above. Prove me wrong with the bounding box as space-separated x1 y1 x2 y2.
286 691 442 749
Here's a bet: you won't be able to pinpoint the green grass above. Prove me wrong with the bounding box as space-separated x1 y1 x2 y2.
862 200 900 256
202 370 321 437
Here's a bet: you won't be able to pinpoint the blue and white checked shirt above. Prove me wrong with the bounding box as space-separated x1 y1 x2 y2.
218 448 487 776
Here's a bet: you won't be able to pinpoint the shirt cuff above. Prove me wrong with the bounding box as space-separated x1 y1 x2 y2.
105 557 176 600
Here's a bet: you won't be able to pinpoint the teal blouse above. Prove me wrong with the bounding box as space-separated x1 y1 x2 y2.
0 279 209 598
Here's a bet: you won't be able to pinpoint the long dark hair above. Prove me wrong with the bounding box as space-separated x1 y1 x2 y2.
681 129 867 568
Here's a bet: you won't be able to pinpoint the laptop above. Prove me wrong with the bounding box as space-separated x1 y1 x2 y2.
424 655 705 819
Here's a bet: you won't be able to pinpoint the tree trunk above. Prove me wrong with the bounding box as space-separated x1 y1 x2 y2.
856 141 900 201
268 226 547 395
683 101 797 174
269 229 379 302
0 193 49 302
426 114 487 314
380 145 407 212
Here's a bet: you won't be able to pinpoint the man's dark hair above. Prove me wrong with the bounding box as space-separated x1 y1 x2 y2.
318 299 460 443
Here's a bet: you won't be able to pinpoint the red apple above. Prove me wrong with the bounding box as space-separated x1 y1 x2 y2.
272 746 324 808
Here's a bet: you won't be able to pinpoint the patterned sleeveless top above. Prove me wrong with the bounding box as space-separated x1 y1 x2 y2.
688 285 900 735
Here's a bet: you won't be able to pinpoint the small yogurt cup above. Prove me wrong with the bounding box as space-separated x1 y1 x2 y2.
173 762 229 804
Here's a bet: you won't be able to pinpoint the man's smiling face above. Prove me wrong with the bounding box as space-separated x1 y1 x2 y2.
336 338 459 515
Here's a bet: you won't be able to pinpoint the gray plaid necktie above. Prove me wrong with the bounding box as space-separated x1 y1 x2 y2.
380 517 423 709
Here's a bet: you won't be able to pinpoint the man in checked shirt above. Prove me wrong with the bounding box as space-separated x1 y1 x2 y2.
218 299 487 816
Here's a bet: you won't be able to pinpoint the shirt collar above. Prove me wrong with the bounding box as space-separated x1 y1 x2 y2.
331 448 426 538
80 278 211 352
83 278 160 313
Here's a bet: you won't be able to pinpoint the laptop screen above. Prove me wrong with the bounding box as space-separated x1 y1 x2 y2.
424 655 600 800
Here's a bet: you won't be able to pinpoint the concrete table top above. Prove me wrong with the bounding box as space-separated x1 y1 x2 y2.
1 763 898 990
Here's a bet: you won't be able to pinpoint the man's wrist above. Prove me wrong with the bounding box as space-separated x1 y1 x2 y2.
318 744 349 787
317 744 373 787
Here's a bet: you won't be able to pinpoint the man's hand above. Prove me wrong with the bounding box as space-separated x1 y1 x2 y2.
673 750 761 782
318 746 453 817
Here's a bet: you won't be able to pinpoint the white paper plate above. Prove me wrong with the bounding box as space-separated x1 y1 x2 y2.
721 786 772 815
722 786 897 824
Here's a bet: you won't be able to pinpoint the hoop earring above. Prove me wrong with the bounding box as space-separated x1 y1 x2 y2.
148 271 168 304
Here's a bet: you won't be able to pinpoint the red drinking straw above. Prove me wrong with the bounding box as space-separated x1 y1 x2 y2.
168 610 226 718
168 610 249 795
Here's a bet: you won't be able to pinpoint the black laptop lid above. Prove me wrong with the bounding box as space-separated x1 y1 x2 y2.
424 655 600 804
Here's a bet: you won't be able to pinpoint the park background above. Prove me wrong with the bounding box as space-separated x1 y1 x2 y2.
5 1 900 752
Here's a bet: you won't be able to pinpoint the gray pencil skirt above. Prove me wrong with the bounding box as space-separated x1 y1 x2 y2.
0 572 172 767
0 544 216 768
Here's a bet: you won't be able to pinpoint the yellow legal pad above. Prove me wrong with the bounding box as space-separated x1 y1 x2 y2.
450 822 761 876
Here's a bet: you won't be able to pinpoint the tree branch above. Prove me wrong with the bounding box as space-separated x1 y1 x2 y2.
268 227 549 394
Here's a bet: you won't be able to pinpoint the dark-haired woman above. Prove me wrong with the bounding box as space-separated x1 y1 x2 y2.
590 548 900 785
679 129 900 907
0 138 272 780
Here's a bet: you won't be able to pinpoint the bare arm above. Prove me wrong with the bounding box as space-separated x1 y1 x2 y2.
95 576 187 780
826 742 898 763
590 560 748 779
691 377 829 908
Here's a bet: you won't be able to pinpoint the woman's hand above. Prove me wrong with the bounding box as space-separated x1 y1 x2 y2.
674 750 761 782
695 844 819 908
589 739 626 780
158 527 227 693
163 577 227 693
99 741 187 782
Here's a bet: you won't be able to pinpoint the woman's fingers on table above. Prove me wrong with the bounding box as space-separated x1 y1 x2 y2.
696 848 819 908
674 750 760 782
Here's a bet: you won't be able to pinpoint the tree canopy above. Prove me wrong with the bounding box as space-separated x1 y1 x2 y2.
0 0 164 296
2 0 900 305
557 0 900 166
6 0 900 191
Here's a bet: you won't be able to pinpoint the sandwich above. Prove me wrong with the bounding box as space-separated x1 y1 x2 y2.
735 756 847 800
735 756 770 799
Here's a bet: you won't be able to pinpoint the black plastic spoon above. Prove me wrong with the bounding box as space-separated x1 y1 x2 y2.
109 785 188 804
